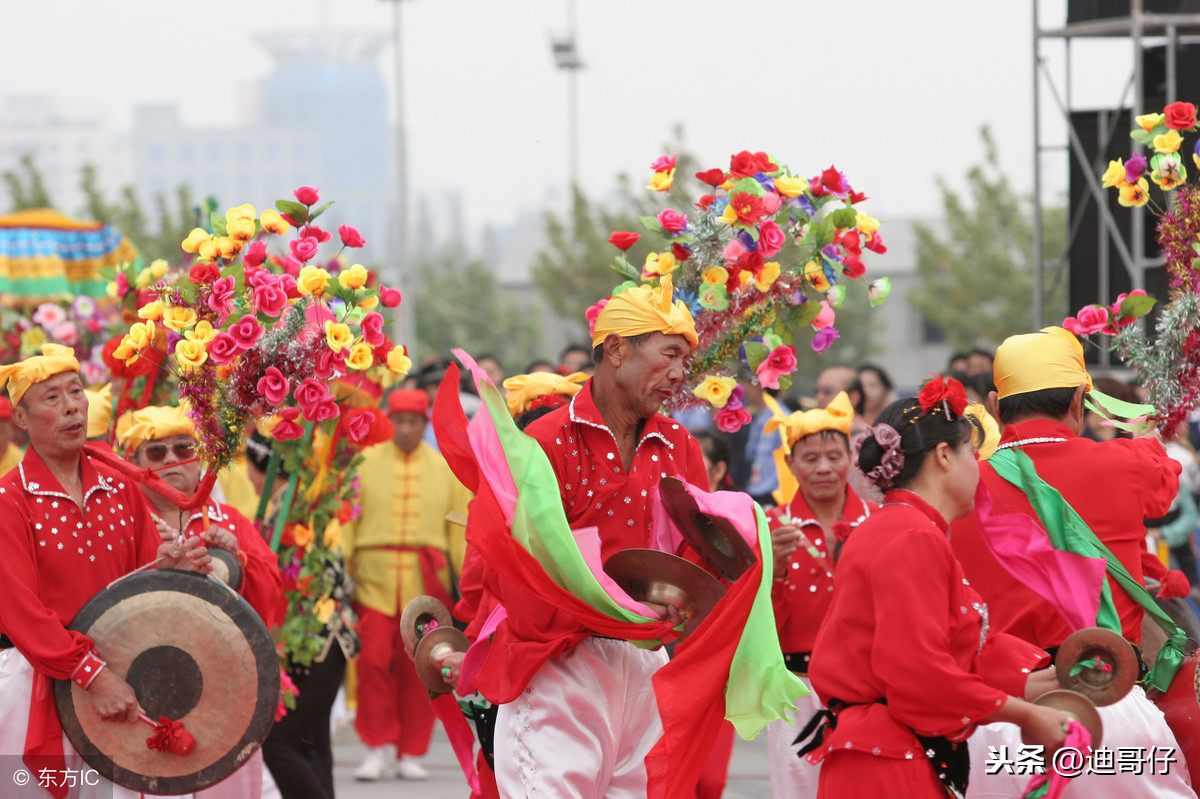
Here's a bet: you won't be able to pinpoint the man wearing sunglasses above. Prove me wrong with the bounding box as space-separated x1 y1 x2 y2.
0 345 211 799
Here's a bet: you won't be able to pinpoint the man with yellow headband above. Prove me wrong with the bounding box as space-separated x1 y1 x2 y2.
0 345 211 799
762 391 877 798
951 327 1194 799
489 277 709 797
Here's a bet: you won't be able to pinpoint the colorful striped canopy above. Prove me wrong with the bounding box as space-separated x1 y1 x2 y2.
0 209 137 305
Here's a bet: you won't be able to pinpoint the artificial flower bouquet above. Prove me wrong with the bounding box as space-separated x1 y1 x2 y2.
599 151 889 431
1 295 120 385
1063 101 1200 438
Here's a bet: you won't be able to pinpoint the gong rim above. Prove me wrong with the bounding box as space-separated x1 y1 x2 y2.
1031 689 1104 749
413 626 469 694
400 595 454 657
208 548 243 592
1055 627 1138 707
603 548 726 643
658 477 756 582
54 569 279 795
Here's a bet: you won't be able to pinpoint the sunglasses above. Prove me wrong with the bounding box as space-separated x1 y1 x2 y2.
140 442 196 464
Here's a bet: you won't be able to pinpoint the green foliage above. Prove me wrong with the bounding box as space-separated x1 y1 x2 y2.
412 249 541 369
910 126 1069 351
2 154 53 210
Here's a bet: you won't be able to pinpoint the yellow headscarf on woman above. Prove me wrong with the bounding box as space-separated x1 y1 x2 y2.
994 326 1093 399
590 275 699 349
0 344 79 405
764 391 855 505
116 405 195 454
502 371 588 417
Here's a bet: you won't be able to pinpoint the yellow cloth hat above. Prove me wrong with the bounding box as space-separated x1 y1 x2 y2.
84 384 113 439
995 326 1093 400
765 391 855 451
0 344 80 405
591 274 699 349
965 402 1001 461
116 405 195 453
502 371 588 416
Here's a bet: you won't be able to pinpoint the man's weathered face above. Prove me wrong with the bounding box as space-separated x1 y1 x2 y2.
610 332 690 420
786 433 850 506
13 372 88 457
133 434 200 495
391 412 427 454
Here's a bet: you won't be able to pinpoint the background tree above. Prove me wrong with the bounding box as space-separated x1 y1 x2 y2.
2 154 53 210
910 127 1069 352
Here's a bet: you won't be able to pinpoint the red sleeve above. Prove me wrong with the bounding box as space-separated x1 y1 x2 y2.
129 485 165 566
222 505 284 627
680 433 708 491
1133 438 1182 520
975 632 1051 698
765 507 794 631
454 499 487 627
1141 548 1169 583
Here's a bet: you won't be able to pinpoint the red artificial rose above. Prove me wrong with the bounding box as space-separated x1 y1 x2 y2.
757 220 786 258
189 262 220 285
729 192 767 226
917 375 968 418
848 190 869 205
379 285 403 307
360 312 385 346
715 406 753 433
254 284 289 318
729 151 761 178
289 236 320 263
305 225 333 244
294 377 329 410
607 231 640 250
839 229 862 255
841 254 866 279
1062 305 1109 336
657 209 688 233
1164 101 1198 130
696 194 717 210
228 315 264 351
207 332 241 366
671 242 692 262
751 151 778 173
257 367 290 406
293 186 321 205
695 168 726 186
338 224 366 248
242 240 268 269
818 166 846 195
865 233 887 254
301 395 339 423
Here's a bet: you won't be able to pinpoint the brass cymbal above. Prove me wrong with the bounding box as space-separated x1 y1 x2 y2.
1031 689 1104 749
413 626 469 694
603 548 726 643
400 595 453 656
658 477 756 582
1056 627 1138 707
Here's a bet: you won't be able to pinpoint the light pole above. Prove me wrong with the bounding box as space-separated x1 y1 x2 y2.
550 0 583 191
388 0 416 358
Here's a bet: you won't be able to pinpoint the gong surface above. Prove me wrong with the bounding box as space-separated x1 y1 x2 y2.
603 548 726 642
658 477 756 581
1055 626 1138 707
207 548 243 591
55 569 279 795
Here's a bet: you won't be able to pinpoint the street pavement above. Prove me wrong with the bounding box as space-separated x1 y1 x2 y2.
330 721 773 797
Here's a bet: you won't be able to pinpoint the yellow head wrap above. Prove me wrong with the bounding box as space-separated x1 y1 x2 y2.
84 384 113 439
0 344 80 405
763 391 855 505
502 371 588 417
964 402 1001 461
116 405 195 454
590 274 699 349
994 326 1093 400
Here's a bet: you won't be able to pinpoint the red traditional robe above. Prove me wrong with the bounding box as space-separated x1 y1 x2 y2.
180 502 283 627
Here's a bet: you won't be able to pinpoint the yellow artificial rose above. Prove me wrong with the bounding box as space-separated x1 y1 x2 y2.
387 346 412 376
227 218 256 242
338 264 369 290
804 260 830 292
756 261 781 292
149 259 169 280
718 204 739 225
113 339 137 363
1100 158 1127 188
1137 112 1165 131
174 339 208 372
215 236 241 259
21 327 47 352
134 269 153 290
162 306 198 332
358 294 379 310
702 266 729 285
345 342 374 371
185 320 217 345
646 168 676 192
643 252 677 277
1154 129 1183 154
297 266 330 297
138 300 165 321
774 175 810 197
855 212 881 236
719 178 734 191
693 375 738 409
181 228 210 254
323 519 342 550
225 203 255 224
314 596 335 625
196 238 219 262
1118 179 1150 207
260 209 290 235
324 320 353 352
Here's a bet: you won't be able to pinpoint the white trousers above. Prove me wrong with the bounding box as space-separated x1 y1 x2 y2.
0 648 139 799
967 686 1196 798
493 636 668 798
766 675 822 799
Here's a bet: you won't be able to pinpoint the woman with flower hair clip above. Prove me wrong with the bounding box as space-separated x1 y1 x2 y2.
800 376 1072 798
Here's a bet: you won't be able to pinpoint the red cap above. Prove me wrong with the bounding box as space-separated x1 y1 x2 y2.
387 389 429 416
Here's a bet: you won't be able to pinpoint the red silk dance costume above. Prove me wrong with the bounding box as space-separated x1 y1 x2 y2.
808 490 1049 799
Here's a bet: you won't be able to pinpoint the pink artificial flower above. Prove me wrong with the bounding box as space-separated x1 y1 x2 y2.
243 240 268 268
759 192 782 216
1109 289 1148 329
305 225 333 244
722 238 747 267
360 312 385 346
257 366 290 406
294 377 329 410
657 209 688 233
208 276 236 316
345 408 375 443
586 297 609 336
338 225 367 248
272 407 306 441
301 395 339 423
1061 305 1110 336
289 236 320 263
281 256 303 276
51 322 78 347
650 153 677 172
379 285 403 307
278 274 300 299
228 315 264 351
757 220 786 258
755 344 797 390
115 273 130 295
811 301 836 330
725 384 745 411
207 332 241 366
293 186 320 205
244 266 270 288
865 233 887 254
255 284 289 318
313 347 337 379
715 406 753 433
32 303 66 329
811 326 840 353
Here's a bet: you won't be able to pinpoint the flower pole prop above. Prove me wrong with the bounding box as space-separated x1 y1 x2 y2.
600 151 888 431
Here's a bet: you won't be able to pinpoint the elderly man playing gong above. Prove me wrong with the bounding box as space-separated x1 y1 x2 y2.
0 345 210 799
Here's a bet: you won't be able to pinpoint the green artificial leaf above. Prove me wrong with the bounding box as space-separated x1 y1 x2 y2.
1117 293 1157 318
792 301 823 327
638 215 665 236
743 340 770 371
610 256 641 282
813 216 836 249
729 177 766 197
177 280 199 304
830 207 858 230
209 212 228 237
1192 242 1200 256
224 260 246 293
777 324 794 346
777 374 793 393
276 199 309 223
308 200 335 222
762 332 784 351
1130 129 1155 145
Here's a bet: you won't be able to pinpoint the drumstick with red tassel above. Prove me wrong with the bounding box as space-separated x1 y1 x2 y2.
139 710 196 755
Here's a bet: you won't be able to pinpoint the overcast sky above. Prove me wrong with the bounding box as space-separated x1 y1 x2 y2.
2 0 1139 233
